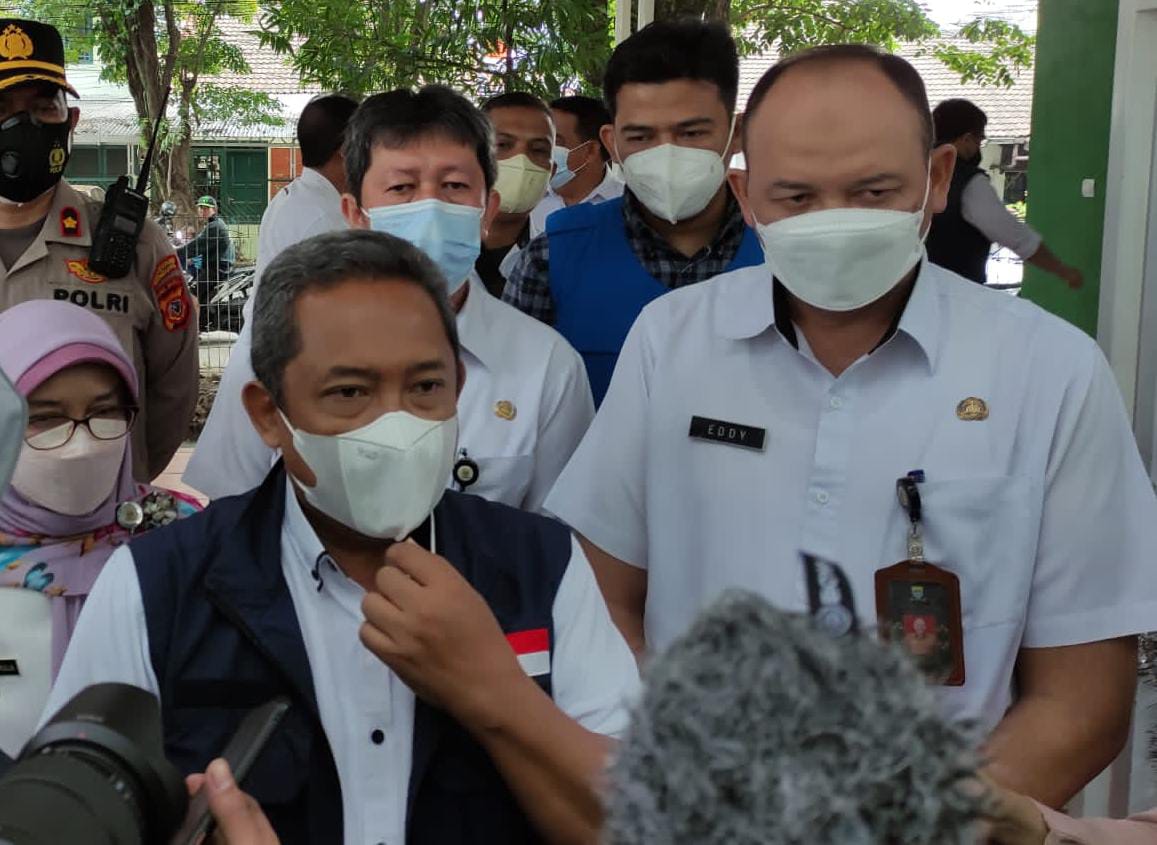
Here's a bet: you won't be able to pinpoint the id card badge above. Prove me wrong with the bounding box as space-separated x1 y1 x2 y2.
875 560 965 686
875 472 965 686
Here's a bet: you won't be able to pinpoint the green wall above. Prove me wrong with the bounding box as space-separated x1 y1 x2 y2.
1020 0 1118 335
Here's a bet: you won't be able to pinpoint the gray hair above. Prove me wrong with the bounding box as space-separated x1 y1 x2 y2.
604 590 987 845
250 229 460 406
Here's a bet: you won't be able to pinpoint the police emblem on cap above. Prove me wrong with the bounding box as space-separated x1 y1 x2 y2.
494 400 516 421
0 25 33 61
955 397 989 421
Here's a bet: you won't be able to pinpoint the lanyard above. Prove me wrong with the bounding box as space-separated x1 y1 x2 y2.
896 470 925 562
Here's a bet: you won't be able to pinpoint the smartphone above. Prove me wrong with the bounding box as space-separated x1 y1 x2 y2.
171 696 292 845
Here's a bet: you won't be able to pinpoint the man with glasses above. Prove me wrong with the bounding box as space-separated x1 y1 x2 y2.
0 18 199 483
926 98 1083 289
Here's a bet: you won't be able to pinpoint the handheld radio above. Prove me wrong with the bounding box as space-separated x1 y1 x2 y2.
88 87 170 278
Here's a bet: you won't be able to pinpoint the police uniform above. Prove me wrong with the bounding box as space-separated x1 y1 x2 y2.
545 259 1157 734
0 19 198 481
0 182 198 481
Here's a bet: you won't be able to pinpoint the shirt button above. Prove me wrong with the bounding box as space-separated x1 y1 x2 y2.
829 395 843 410
370 729 385 745
814 490 830 505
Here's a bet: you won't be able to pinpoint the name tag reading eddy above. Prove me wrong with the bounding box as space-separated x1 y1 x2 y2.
688 415 766 451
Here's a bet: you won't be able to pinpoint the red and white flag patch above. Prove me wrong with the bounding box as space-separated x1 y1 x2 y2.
506 628 550 677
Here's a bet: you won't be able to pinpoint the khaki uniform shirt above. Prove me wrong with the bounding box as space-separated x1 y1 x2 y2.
0 181 199 481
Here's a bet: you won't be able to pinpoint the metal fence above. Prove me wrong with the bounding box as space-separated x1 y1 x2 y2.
157 208 259 374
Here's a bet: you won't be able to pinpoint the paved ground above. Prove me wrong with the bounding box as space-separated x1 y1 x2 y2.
155 443 207 505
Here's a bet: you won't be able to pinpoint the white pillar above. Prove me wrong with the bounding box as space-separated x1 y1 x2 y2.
638 0 655 29
615 0 633 44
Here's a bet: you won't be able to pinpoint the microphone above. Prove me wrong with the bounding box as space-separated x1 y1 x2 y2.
311 553 327 592
603 588 987 844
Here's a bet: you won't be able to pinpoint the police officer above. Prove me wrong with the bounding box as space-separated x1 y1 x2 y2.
177 194 234 330
0 19 198 481
547 45 1157 809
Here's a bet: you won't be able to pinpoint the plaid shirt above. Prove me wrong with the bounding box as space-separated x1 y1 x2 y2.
501 190 751 324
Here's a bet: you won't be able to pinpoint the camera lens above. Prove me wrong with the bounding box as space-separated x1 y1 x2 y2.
0 684 187 845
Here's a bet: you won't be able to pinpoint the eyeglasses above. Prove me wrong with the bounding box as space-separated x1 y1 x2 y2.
24 408 138 451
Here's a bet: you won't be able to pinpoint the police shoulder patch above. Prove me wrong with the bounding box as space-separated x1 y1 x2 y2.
150 254 192 332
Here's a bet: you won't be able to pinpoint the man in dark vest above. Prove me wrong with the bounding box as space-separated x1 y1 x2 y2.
502 20 763 406
43 229 639 845
926 98 1083 288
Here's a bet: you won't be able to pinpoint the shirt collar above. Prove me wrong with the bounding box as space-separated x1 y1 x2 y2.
454 273 502 370
713 257 942 371
283 477 328 578
586 168 622 203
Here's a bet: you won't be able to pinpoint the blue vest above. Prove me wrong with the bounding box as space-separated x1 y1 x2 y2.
546 196 763 405
130 464 571 845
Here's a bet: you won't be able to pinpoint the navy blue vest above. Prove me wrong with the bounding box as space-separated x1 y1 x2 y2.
130 464 572 844
926 161 991 284
546 197 763 406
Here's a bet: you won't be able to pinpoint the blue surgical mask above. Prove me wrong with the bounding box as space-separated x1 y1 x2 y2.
364 198 482 292
549 141 593 192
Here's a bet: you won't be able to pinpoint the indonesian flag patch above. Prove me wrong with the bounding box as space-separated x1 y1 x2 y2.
506 628 550 677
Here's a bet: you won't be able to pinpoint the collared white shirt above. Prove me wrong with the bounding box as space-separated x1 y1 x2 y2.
186 275 594 513
245 167 349 321
529 168 624 237
44 482 640 845
186 167 349 496
545 259 1157 734
960 173 1042 260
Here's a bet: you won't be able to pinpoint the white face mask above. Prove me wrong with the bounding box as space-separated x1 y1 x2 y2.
617 117 736 224
282 409 458 541
755 170 932 312
494 154 550 214
11 428 124 516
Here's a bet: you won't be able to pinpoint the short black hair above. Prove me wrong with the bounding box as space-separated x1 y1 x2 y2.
297 94 359 168
343 85 497 202
602 19 739 119
481 91 554 123
551 95 612 162
252 229 460 406
744 44 934 152
932 99 987 145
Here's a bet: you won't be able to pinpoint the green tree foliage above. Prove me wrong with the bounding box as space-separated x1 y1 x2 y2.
257 0 1034 100
13 0 282 212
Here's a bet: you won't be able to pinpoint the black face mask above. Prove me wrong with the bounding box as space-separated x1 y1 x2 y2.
0 113 71 204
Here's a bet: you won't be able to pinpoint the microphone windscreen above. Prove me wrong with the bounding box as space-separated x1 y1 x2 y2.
604 590 986 845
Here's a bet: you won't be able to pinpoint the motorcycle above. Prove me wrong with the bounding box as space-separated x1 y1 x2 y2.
204 266 254 334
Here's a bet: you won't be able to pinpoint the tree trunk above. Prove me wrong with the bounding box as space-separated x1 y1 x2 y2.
654 0 731 23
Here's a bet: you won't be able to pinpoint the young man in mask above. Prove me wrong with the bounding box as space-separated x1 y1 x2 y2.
0 18 197 482
44 228 639 845
546 45 1157 809
528 95 622 236
926 98 1083 288
476 92 555 298
185 87 594 513
502 20 762 406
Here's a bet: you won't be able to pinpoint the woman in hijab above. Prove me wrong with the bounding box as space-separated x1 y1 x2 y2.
0 300 200 751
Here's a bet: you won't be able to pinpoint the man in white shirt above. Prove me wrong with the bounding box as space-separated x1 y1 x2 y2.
529 95 623 236
188 87 594 512
926 98 1083 288
45 228 638 845
546 44 1157 810
185 94 358 497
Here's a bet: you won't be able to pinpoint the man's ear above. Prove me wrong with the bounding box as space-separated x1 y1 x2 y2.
341 193 368 229
599 124 619 164
242 380 288 451
727 168 756 228
68 107 80 131
481 189 501 239
455 358 467 400
927 143 957 217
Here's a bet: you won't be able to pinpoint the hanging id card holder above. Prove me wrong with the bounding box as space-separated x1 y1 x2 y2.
875 472 966 686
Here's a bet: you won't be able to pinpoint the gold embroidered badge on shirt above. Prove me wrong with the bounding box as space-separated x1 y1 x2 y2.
956 397 989 421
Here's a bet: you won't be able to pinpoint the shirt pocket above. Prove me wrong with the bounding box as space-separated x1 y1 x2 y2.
917 475 1040 631
462 454 534 508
